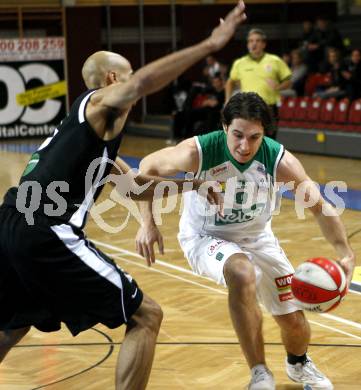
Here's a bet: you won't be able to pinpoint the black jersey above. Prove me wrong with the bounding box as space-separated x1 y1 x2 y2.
3 90 123 229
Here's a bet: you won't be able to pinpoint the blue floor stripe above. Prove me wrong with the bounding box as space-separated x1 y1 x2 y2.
125 155 361 212
1 142 360 211
282 187 361 212
0 142 40 154
121 155 141 170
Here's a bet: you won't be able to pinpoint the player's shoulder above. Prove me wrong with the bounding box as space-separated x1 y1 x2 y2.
232 55 249 66
197 130 228 172
197 130 225 148
256 137 285 177
176 136 199 155
69 89 97 115
265 52 285 64
64 89 101 129
72 89 97 106
263 136 283 149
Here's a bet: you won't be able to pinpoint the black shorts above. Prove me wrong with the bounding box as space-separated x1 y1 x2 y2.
0 205 143 336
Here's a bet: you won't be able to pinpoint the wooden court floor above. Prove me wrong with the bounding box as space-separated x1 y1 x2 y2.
0 135 360 389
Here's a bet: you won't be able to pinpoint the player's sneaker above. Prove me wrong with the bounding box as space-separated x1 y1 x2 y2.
286 355 333 389
248 365 275 390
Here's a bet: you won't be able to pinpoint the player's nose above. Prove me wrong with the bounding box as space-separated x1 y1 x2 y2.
239 139 250 153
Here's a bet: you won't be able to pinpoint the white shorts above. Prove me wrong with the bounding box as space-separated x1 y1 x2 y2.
178 233 299 316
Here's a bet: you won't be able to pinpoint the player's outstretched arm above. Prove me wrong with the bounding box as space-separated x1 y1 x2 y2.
110 144 222 205
110 151 196 200
106 154 216 266
99 1 246 111
277 150 355 286
135 139 200 265
135 139 223 265
139 138 199 177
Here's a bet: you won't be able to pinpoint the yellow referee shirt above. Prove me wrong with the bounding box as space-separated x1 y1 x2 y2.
229 53 292 105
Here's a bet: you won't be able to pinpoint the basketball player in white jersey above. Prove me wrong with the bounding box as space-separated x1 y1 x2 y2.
136 92 355 389
0 3 246 389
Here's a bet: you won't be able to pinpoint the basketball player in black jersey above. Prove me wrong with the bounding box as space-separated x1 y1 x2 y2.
0 2 246 389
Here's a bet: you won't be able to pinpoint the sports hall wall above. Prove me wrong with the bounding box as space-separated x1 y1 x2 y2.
65 1 337 117
0 1 337 116
4 0 361 158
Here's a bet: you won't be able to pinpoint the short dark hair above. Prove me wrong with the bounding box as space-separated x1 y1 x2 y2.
247 28 267 42
221 92 273 133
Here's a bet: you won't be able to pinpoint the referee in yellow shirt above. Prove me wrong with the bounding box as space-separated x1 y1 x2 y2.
225 28 292 139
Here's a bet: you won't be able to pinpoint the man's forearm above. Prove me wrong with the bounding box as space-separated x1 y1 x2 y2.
137 176 202 225
106 1 246 108
134 41 214 99
109 162 192 202
225 78 236 103
132 174 203 201
313 204 353 258
277 78 292 91
139 200 156 227
103 40 213 109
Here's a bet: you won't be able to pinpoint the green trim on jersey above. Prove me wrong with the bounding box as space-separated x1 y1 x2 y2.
197 131 228 172
197 130 282 176
22 152 40 177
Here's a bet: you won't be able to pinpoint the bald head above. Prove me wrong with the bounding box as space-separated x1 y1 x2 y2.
81 51 132 89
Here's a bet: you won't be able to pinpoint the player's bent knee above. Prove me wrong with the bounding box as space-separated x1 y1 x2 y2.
224 255 256 288
133 295 163 332
145 300 163 331
274 311 307 332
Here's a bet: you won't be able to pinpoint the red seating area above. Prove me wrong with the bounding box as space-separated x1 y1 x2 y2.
278 97 361 133
304 73 330 96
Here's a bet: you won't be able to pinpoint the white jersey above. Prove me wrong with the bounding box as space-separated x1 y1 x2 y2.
179 130 284 242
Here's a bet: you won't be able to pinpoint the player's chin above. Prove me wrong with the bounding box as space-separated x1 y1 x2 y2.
237 154 252 163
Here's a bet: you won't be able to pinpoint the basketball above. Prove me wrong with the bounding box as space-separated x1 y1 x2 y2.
291 257 347 313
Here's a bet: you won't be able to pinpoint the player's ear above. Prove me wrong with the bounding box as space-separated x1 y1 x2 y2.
106 71 117 85
222 123 228 133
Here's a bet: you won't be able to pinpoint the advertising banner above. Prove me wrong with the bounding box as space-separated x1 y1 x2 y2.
0 37 67 139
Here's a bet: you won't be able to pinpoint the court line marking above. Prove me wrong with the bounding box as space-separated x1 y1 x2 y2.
94 239 361 297
112 253 361 342
93 239 211 278
349 289 361 296
92 240 361 341
30 328 114 390
112 252 227 295
306 321 361 341
321 313 361 330
15 341 361 347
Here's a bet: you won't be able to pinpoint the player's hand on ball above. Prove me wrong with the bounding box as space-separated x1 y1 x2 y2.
338 252 356 288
